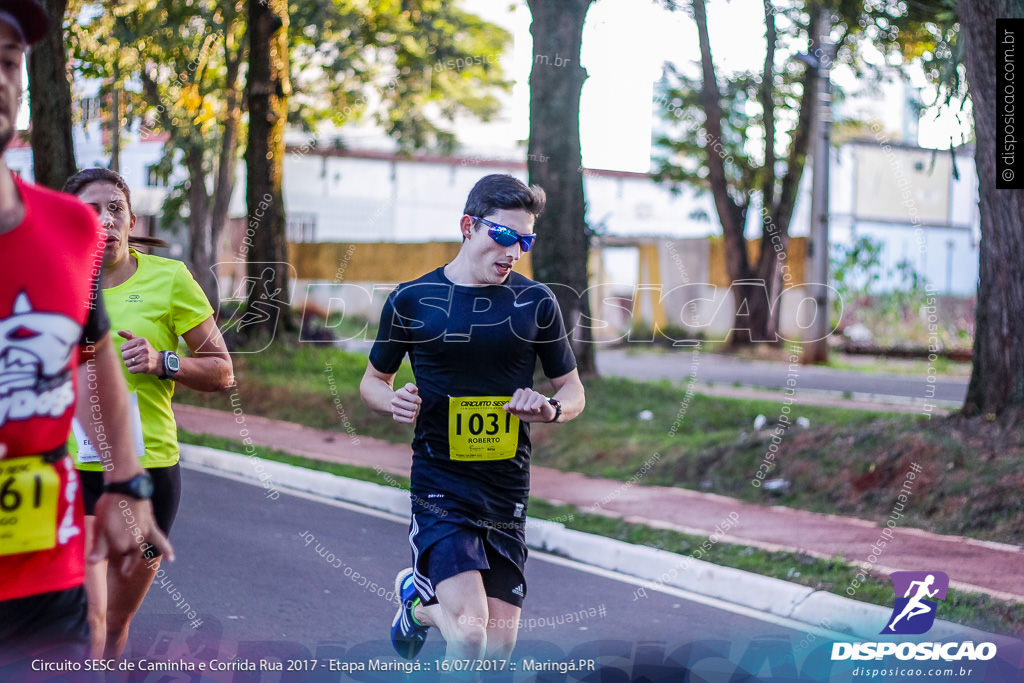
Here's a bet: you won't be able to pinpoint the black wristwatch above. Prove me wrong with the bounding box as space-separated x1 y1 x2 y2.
159 351 181 380
547 398 562 423
103 472 154 500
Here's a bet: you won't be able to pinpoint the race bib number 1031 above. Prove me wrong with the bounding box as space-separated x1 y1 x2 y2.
448 396 520 461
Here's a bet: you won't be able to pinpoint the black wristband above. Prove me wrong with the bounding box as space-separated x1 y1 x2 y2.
103 472 154 500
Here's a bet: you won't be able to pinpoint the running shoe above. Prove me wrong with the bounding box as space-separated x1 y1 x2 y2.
391 568 429 659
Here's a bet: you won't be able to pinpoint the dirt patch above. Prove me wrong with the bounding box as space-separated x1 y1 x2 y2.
730 411 1024 544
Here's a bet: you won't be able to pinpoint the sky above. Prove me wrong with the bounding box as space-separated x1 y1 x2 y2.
461 0 972 173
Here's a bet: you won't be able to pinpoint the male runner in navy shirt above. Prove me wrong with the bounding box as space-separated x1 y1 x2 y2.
361 174 585 661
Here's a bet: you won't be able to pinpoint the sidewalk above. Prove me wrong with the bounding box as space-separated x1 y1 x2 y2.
174 404 1024 604
595 348 966 411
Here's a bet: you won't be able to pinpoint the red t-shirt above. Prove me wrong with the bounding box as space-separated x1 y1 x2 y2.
0 175 107 601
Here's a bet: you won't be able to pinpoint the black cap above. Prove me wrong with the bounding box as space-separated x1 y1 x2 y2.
0 0 50 46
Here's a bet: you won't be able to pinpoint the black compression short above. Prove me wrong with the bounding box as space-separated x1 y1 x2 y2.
79 464 181 558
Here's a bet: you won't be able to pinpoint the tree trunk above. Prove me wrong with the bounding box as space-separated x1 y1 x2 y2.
27 0 76 190
244 0 293 342
692 0 822 348
960 0 1024 416
109 71 120 172
205 38 244 317
755 3 821 346
525 0 595 377
185 144 218 311
754 1 782 344
693 0 757 347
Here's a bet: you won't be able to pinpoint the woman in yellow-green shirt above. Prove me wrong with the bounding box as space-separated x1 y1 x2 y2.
64 168 234 659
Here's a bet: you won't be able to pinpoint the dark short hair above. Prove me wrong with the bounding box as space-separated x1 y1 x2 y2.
63 168 169 250
463 174 546 220
63 167 134 215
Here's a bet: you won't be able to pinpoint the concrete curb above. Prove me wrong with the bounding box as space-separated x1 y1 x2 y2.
180 444 411 517
179 444 998 643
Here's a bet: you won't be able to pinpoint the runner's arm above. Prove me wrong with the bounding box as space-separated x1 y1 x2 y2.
360 362 421 424
506 368 585 423
77 333 174 571
177 317 234 390
116 317 232 391
547 368 585 422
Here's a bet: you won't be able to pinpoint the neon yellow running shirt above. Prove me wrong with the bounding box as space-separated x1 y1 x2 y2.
72 250 213 470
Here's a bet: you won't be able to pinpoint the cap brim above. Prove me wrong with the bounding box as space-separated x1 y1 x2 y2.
0 0 49 45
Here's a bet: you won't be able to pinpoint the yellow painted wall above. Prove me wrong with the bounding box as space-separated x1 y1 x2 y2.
288 238 810 339
289 241 533 282
291 238 797 288
708 236 806 287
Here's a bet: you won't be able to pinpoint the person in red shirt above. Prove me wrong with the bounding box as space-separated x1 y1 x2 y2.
0 0 172 663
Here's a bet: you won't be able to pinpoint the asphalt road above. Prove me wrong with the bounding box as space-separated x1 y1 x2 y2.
110 467 842 681
11 466 1019 681
596 349 969 403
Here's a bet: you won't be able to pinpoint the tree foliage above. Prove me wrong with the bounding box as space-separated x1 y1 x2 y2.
653 0 961 347
67 0 512 320
830 235 930 338
67 0 247 311
289 0 511 154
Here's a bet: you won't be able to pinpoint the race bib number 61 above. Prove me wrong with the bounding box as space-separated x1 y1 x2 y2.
0 456 59 555
448 396 520 461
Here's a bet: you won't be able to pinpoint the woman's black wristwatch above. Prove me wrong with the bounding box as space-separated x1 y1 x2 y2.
103 472 154 500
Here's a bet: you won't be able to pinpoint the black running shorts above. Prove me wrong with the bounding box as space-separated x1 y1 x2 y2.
409 508 528 608
79 464 181 558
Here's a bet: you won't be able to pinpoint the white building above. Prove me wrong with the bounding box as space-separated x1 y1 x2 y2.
6 120 979 309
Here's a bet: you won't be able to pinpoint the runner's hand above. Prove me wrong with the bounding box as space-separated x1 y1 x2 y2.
119 330 160 375
392 383 421 424
89 494 174 576
504 388 556 423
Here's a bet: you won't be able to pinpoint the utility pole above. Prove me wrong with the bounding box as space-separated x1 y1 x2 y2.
802 13 833 364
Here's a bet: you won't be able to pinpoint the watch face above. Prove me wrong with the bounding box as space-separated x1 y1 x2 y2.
135 473 155 498
166 352 180 373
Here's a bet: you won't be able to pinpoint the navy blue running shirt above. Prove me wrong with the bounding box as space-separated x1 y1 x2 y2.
369 267 577 513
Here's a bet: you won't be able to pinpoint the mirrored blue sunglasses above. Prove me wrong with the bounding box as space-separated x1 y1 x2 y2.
469 216 537 252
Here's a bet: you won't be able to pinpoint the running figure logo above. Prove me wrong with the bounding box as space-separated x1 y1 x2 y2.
214 263 295 353
881 571 949 635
